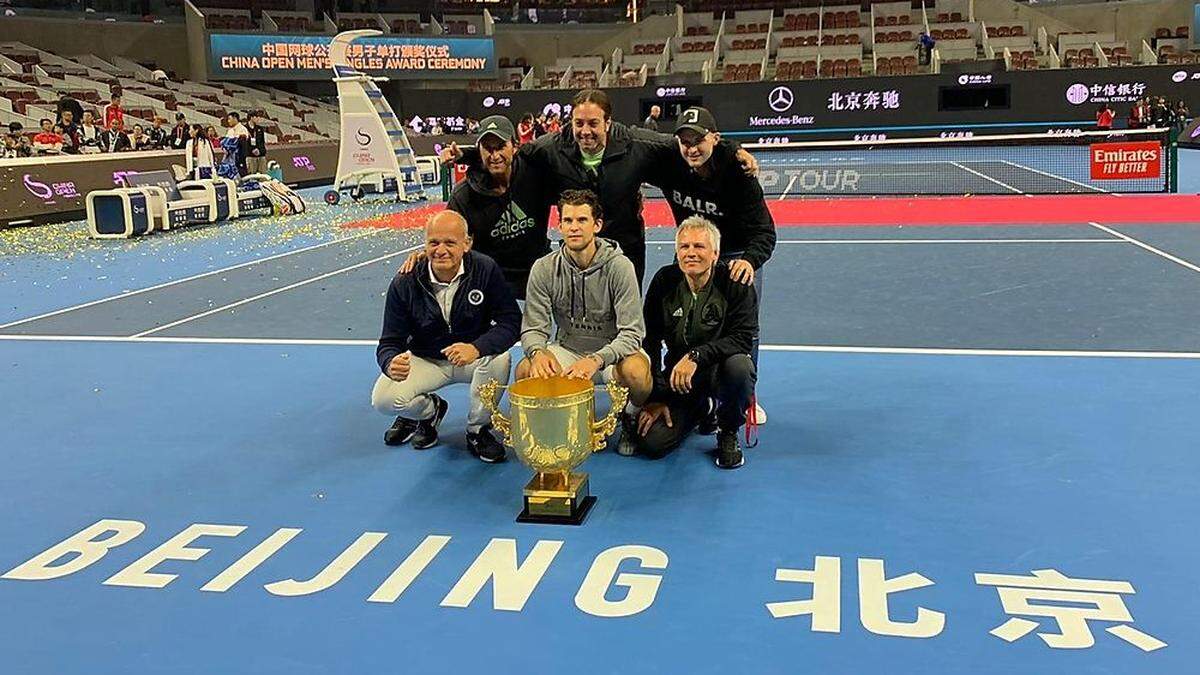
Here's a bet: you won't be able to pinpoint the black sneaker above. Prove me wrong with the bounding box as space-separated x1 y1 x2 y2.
615 412 638 456
384 416 419 446
697 398 718 436
715 430 744 469
411 394 449 450
467 425 506 463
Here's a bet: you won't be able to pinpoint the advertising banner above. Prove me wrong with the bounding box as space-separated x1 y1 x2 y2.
209 33 495 81
1089 141 1163 180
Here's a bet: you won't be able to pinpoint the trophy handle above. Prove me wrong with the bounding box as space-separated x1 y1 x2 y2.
478 378 512 443
591 380 630 451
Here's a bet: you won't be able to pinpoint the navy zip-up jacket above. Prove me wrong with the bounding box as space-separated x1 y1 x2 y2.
376 250 521 374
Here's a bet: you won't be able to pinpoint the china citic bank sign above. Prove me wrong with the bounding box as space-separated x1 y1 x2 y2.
1089 141 1161 180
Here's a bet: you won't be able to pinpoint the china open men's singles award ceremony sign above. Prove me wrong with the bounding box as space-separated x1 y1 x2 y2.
209 33 495 80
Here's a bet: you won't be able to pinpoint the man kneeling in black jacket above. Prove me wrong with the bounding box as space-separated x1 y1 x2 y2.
371 211 522 463
635 216 758 469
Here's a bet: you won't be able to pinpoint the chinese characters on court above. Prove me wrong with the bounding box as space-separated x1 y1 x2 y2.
767 558 1165 652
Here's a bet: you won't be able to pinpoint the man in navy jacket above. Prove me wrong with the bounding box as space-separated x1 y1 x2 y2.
371 211 521 463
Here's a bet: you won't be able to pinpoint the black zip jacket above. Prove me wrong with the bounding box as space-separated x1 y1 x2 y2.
376 250 521 374
642 261 759 402
657 143 777 269
446 155 552 299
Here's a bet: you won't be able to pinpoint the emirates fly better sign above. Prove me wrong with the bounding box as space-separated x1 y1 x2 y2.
1089 141 1162 180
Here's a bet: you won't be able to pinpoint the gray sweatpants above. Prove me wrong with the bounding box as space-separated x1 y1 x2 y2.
371 352 512 432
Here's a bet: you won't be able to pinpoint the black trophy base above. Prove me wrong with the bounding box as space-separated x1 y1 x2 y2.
516 496 597 526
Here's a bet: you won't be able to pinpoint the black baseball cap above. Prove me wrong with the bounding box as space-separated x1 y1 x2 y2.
477 115 515 143
674 106 718 135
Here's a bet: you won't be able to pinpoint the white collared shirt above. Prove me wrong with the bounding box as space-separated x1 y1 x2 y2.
428 261 465 323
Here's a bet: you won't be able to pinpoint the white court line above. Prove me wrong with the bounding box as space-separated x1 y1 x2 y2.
949 161 1023 195
778 174 798 201
999 160 1107 193
130 243 421 338
0 228 388 331
646 239 1125 245
758 345 1200 359
1089 222 1200 274
0 333 1197 359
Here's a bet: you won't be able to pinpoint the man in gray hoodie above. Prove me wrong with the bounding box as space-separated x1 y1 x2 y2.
517 189 652 451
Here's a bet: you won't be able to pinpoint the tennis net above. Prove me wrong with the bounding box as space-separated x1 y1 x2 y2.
744 128 1175 197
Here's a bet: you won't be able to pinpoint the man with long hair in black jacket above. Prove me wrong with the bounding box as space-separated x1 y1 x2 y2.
635 216 758 469
371 211 522 463
403 115 552 299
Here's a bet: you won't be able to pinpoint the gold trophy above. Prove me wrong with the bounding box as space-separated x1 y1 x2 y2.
480 376 628 525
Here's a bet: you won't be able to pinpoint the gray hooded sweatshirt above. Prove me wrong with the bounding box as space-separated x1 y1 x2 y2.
521 237 645 367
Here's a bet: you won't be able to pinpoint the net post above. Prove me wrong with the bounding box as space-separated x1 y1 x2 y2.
1169 137 1179 194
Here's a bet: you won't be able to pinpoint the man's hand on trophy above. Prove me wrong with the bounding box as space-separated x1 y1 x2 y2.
387 352 411 381
438 142 462 164
442 342 480 366
638 402 673 436
670 356 698 394
529 350 562 378
397 250 427 275
563 354 602 381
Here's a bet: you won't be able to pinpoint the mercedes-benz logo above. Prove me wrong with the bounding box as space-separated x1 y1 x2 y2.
768 86 794 112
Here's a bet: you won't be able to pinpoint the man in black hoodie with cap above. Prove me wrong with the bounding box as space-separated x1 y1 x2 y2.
402 114 552 300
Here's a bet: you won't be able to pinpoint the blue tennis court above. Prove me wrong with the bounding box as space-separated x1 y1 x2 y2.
1 192 1198 673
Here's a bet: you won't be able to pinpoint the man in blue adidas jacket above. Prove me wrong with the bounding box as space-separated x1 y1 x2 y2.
371 211 521 463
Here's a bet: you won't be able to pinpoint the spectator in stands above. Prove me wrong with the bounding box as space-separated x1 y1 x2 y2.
1129 98 1147 129
103 92 124 130
149 117 168 149
58 109 80 155
246 114 268 175
186 124 215 178
57 96 84 130
168 113 189 150
516 113 535 144
206 125 221 150
1174 101 1191 128
225 112 250 176
3 122 32 159
544 112 561 135
430 118 445 135
77 110 101 153
101 119 131 153
643 104 662 131
533 113 547 137
32 118 64 155
918 32 936 66
466 118 480 135
1151 96 1171 128
129 124 153 151
1096 104 1114 131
